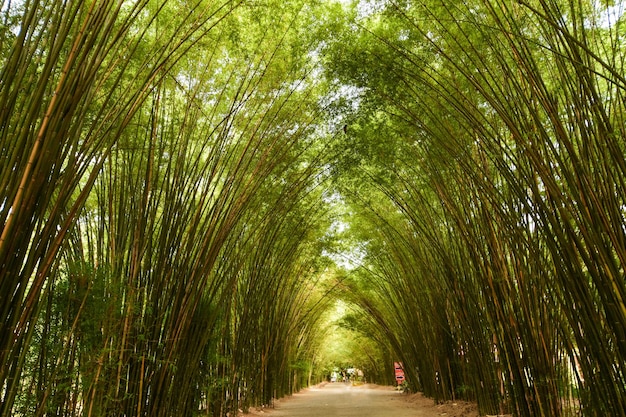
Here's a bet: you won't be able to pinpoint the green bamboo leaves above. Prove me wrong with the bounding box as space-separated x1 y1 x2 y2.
1 2 242 414
325 0 626 416
1 1 336 416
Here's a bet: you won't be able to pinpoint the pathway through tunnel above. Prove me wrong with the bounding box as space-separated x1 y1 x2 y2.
248 383 478 417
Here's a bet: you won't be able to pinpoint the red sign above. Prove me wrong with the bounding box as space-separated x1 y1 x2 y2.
394 362 405 383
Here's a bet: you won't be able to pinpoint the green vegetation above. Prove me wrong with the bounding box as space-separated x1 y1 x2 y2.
1 0 624 416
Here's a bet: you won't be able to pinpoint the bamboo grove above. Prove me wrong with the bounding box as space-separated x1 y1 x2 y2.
323 0 626 416
1 1 339 415
1 0 626 416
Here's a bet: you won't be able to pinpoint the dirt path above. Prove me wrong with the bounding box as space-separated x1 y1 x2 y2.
246 383 479 417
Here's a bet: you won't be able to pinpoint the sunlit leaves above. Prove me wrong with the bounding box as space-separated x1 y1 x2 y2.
324 0 626 415
0 0 339 416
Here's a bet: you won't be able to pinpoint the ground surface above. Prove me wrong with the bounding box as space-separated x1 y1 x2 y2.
246 383 480 417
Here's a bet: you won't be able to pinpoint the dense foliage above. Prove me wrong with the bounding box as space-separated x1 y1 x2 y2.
1 1 338 415
323 0 626 416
